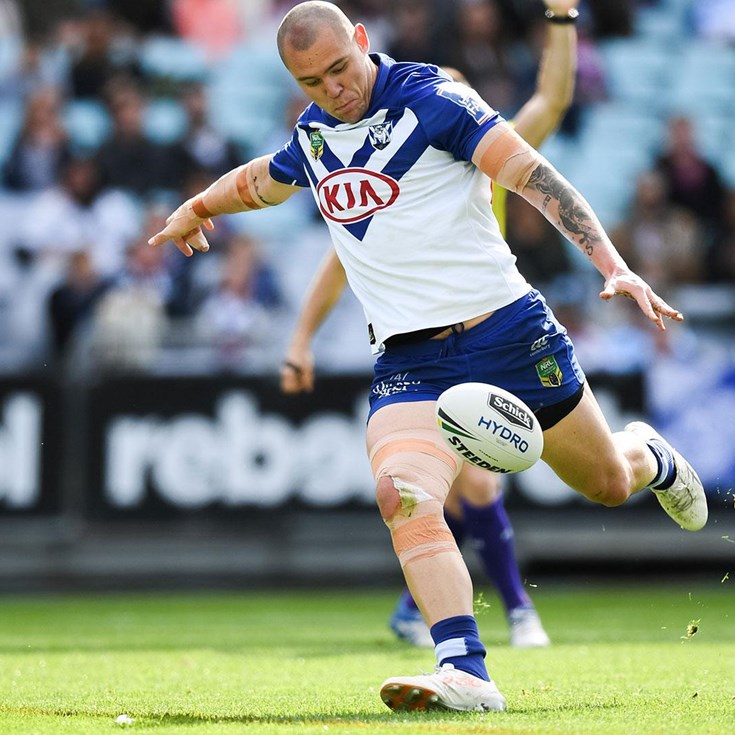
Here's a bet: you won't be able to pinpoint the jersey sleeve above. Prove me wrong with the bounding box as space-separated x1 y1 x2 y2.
411 77 504 162
269 127 310 188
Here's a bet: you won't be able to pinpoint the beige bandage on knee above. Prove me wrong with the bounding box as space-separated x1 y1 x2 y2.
472 122 543 194
369 429 459 481
391 509 457 567
370 429 461 568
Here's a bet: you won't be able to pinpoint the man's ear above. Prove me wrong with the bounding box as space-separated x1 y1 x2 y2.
354 23 370 53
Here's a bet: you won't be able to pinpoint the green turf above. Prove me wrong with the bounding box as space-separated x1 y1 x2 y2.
0 583 732 734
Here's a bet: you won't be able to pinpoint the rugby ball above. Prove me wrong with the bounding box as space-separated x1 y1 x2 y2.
436 383 543 473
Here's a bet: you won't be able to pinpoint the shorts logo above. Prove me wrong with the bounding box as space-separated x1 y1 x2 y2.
372 373 421 398
317 168 400 224
309 130 324 161
530 335 549 355
368 122 392 150
535 355 563 387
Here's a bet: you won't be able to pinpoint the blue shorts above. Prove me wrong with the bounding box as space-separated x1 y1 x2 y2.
368 290 586 428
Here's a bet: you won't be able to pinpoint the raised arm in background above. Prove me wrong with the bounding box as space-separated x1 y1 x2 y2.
512 0 578 147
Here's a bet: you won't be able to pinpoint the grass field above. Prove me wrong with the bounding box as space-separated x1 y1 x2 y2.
0 583 732 734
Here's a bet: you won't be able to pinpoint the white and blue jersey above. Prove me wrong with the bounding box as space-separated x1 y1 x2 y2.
270 54 530 352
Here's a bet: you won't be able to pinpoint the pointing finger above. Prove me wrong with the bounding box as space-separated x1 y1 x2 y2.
148 232 168 248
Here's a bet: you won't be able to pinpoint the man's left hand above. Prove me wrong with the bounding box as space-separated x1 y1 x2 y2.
600 270 684 331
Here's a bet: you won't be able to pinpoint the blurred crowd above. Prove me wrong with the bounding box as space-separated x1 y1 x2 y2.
0 0 733 378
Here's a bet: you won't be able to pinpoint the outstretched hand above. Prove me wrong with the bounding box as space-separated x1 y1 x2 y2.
147 198 215 257
600 270 683 331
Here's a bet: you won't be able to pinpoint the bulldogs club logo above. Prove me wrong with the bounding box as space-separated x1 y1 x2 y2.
368 122 393 150
317 168 400 223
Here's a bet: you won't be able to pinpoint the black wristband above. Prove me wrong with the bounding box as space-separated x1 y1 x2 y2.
545 8 579 24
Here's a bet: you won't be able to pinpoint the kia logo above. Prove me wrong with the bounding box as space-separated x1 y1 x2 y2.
317 168 400 223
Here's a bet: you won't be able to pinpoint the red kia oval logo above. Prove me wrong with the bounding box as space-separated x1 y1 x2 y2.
317 168 400 223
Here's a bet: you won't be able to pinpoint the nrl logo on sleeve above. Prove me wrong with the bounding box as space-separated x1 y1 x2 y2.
368 122 393 150
309 130 324 161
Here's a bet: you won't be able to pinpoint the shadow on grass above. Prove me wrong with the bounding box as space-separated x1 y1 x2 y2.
148 704 625 726
6 700 626 729
140 699 625 726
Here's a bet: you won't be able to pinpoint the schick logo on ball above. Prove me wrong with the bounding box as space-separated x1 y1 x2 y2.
488 393 534 431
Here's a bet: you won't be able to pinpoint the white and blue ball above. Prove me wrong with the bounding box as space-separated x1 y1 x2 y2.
435 383 543 473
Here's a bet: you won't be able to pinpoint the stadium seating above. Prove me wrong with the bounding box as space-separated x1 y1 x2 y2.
721 146 735 188
564 103 664 227
634 5 685 42
0 36 21 82
142 98 188 144
138 35 209 83
0 99 21 166
62 99 112 152
689 111 734 166
597 39 675 113
635 0 692 41
666 42 735 114
208 41 295 147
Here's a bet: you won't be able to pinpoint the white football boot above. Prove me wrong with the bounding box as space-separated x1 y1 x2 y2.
625 421 708 531
380 663 507 712
508 607 551 648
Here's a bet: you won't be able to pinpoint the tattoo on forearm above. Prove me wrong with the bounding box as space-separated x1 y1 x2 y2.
526 163 601 257
252 174 278 207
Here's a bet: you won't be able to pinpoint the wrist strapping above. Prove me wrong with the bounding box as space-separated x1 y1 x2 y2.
192 163 264 218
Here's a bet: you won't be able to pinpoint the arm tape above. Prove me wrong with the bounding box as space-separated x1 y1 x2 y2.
472 124 542 194
192 163 264 218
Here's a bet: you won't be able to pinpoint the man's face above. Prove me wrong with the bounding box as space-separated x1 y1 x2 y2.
283 24 374 124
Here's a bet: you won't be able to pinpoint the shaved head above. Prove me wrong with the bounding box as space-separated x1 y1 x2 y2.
276 1 376 123
277 1 354 61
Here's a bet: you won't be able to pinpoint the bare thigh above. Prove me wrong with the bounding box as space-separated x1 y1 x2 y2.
541 383 633 505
